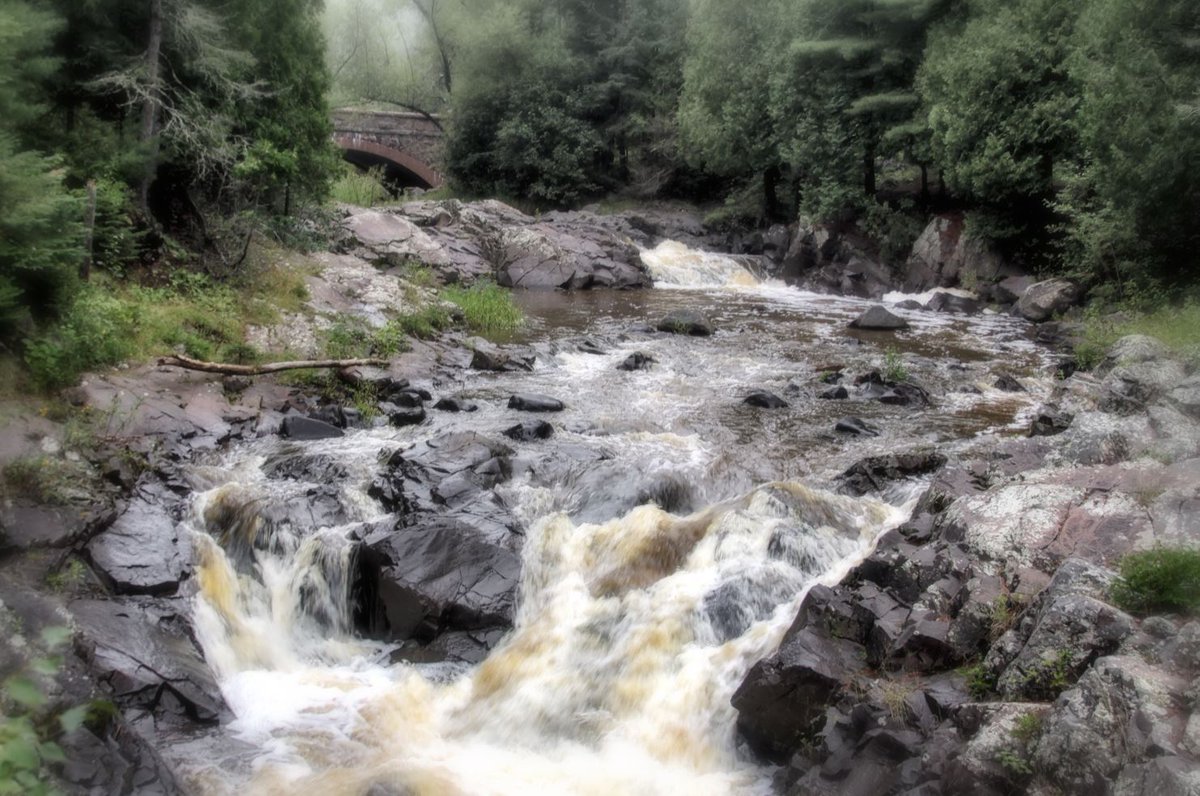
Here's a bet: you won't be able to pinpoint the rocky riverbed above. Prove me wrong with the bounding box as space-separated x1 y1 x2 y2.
0 201 1197 795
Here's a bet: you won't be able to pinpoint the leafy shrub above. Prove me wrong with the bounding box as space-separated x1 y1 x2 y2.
882 348 909 383
329 165 391 207
861 201 925 266
24 289 137 390
442 282 522 338
1112 547 1200 615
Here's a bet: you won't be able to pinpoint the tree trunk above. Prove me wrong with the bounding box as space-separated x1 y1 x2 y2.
920 163 930 208
137 0 164 217
763 164 781 222
81 180 97 281
158 355 390 376
863 145 876 197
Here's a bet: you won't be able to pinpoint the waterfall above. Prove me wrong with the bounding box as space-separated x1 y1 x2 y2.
640 241 761 288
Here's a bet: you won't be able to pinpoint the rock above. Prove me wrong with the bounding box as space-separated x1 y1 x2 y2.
379 403 427 427
221 375 251 395
926 291 982 315
657 310 715 336
993 374 1026 393
902 214 1012 293
849 306 909 331
433 397 479 413
493 221 650 290
577 339 606 355
71 598 225 725
617 352 655 371
895 299 926 311
507 394 565 412
836 417 880 437
1168 374 1200 420
0 503 113 552
744 391 789 409
732 627 866 762
838 452 948 497
1030 404 1074 437
262 452 350 482
943 703 1051 795
879 383 932 407
1014 279 1082 322
280 415 344 441
85 496 191 596
820 386 850 400
503 421 554 442
994 275 1035 305
355 517 521 642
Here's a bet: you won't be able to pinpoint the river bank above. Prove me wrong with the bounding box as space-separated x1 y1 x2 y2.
0 200 1197 795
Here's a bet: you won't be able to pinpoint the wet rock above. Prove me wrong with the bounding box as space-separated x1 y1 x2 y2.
469 340 535 372
617 352 655 371
355 517 522 642
993 275 1034 305
895 299 925 311
493 221 650 290
1014 278 1082 322
820 386 850 400
0 503 114 552
836 417 880 437
503 421 554 442
926 291 982 315
508 394 565 412
390 627 509 666
744 390 789 409
837 452 948 497
72 598 225 725
993 374 1026 393
385 391 426 409
879 382 932 407
849 306 909 331
280 415 344 440
1030 404 1074 437
733 627 867 762
657 310 715 336
702 568 805 643
433 397 479 413
85 497 191 596
379 403 427 427
577 339 606 355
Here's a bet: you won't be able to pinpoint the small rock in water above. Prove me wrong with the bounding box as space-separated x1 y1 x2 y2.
281 415 344 440
617 352 655 371
657 310 715 337
835 417 880 436
879 383 932 407
849 305 909 331
819 386 849 400
744 391 789 409
434 397 478 413
994 374 1026 393
508 393 565 412
387 391 426 408
577 339 606 355
819 370 844 384
503 421 554 442
894 299 925 311
1029 404 1073 437
379 403 426 426
925 292 981 315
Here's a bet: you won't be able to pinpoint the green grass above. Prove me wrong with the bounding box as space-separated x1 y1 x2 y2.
1 456 97 505
882 348 909 382
1076 299 1200 370
329 165 391 207
1112 547 1200 615
442 281 522 338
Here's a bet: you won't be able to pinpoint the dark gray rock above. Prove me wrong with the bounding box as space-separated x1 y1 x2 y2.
926 292 981 315
879 382 932 407
895 299 925 311
1030 404 1074 437
657 310 715 336
280 415 344 440
355 517 522 642
379 403 427 427
85 498 191 596
820 386 850 400
993 374 1026 393
433 397 478 413
262 452 350 482
744 391 789 409
503 421 554 442
617 352 655 371
836 417 880 437
838 452 948 497
850 306 909 331
508 394 565 412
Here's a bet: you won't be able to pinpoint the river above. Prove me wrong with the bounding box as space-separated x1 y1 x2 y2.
175 241 1052 795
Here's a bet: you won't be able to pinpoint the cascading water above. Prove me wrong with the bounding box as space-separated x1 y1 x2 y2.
180 241 1053 794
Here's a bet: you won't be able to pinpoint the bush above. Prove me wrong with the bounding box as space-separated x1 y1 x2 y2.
329 165 391 207
1112 547 1200 616
23 289 136 390
442 282 522 338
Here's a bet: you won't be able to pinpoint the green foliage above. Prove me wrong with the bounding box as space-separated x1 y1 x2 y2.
1075 300 1200 370
1012 712 1044 745
995 749 1033 777
23 289 136 391
861 201 925 265
442 282 522 338
1112 547 1200 616
882 349 909 383
961 662 996 700
330 165 391 207
1 457 94 505
1020 648 1076 698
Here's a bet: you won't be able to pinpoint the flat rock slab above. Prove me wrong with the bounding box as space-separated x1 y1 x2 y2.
280 415 344 440
85 498 191 596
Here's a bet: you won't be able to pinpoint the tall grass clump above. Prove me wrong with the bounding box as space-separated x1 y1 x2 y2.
1076 299 1200 370
1112 547 1200 616
442 282 522 338
330 165 391 207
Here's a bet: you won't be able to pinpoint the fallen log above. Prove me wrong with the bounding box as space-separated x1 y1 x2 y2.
158 354 389 376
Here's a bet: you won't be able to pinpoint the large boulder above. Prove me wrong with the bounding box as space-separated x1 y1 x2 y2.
902 214 1014 293
354 517 521 643
85 493 191 596
850 305 909 331
1014 279 1082 322
657 309 715 336
493 223 650 290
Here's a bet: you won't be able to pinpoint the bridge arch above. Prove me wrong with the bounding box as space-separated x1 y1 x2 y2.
333 134 444 191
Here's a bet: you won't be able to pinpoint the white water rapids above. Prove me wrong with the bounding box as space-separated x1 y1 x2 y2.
178 242 1052 794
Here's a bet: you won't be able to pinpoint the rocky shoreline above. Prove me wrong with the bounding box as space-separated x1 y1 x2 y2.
0 201 1196 794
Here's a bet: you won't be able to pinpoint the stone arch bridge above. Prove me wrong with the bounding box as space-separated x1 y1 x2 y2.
332 108 446 190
